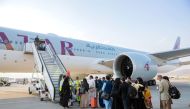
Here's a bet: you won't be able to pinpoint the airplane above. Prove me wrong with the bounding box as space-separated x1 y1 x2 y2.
0 27 190 84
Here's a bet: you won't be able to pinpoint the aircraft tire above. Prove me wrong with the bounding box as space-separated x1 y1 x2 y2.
0 82 3 87
28 87 32 94
5 83 11 86
40 98 43 101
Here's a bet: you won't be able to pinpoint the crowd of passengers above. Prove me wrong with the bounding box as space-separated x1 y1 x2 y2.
58 74 173 109
34 36 173 109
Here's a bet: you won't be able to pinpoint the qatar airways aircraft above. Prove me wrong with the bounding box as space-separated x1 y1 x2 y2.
0 27 189 81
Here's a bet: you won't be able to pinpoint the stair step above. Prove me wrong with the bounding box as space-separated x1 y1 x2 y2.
49 73 61 76
43 58 54 60
45 63 56 65
49 74 61 76
44 62 55 64
41 55 51 57
43 59 54 61
47 67 59 69
47 69 60 72
48 67 60 69
53 84 59 87
50 79 60 82
48 71 61 74
55 95 60 98
49 71 61 74
50 77 59 80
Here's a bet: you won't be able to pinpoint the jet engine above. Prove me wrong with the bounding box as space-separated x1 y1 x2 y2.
113 52 157 81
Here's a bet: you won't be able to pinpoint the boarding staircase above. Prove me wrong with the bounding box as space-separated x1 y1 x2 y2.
24 41 68 101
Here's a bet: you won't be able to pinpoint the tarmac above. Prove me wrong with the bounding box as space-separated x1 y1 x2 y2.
0 79 190 109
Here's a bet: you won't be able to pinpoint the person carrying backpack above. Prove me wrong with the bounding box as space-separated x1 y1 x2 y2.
120 77 130 109
163 76 175 109
111 78 123 109
159 76 171 109
80 78 89 108
101 75 113 109
131 77 147 109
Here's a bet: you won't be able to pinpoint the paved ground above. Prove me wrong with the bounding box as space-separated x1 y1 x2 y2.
0 79 189 109
0 84 34 99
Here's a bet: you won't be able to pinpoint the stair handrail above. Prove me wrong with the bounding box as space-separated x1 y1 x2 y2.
45 42 67 75
45 42 74 83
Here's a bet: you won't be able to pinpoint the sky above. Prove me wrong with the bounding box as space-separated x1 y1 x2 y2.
0 0 190 53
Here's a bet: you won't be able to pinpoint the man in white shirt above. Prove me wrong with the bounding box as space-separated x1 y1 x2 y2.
88 75 96 106
159 76 170 109
157 75 163 109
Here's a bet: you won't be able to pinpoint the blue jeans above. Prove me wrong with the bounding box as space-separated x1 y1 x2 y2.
103 99 112 109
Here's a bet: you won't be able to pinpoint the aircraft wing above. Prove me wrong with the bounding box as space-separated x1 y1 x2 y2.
151 48 190 61
179 61 190 65
99 48 190 68
98 59 113 68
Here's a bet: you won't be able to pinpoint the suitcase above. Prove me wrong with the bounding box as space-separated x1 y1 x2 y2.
91 97 97 108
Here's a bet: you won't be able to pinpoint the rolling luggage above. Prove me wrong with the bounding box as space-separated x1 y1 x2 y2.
91 97 97 108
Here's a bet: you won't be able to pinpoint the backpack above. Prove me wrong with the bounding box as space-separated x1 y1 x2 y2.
79 87 86 94
169 85 180 99
127 85 137 99
80 83 89 94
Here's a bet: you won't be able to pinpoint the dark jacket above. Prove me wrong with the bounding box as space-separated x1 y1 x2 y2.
103 81 112 94
111 81 123 109
120 81 129 99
